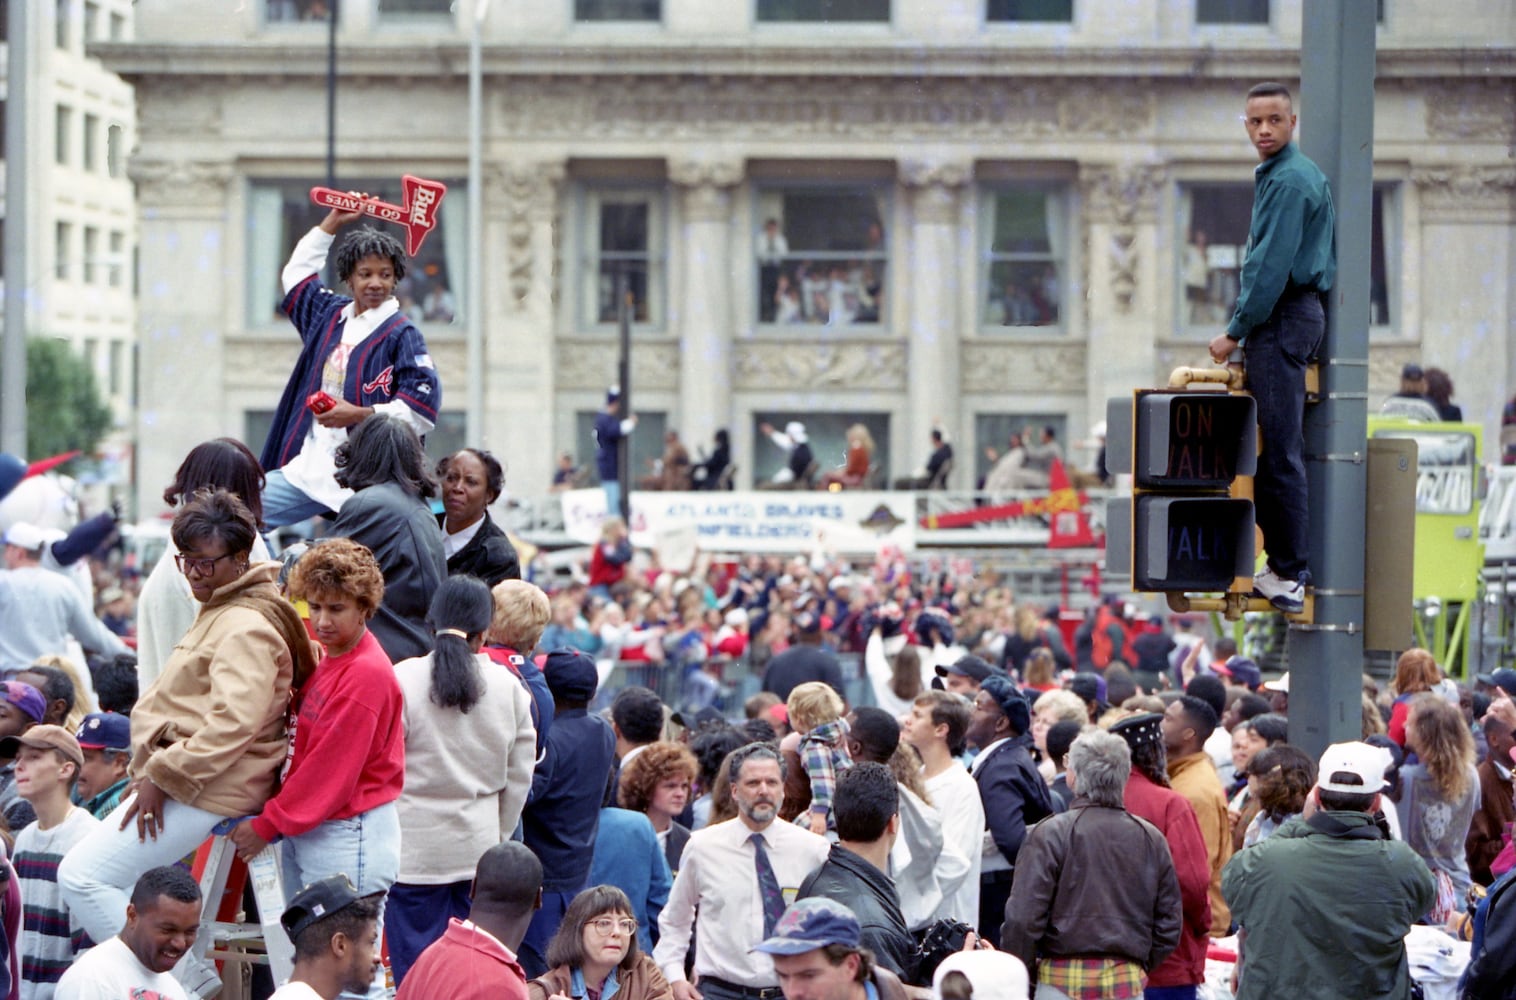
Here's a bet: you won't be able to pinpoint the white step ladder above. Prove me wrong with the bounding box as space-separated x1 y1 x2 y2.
195 829 294 989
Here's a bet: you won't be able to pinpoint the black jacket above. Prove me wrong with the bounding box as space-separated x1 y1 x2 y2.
800 845 917 984
437 511 521 587
331 482 446 663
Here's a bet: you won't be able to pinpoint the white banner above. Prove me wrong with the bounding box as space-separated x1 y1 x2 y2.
561 489 917 554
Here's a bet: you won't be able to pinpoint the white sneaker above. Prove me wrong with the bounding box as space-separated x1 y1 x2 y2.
1253 565 1305 614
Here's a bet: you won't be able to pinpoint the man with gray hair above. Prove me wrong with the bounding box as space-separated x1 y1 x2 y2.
1001 729 1181 999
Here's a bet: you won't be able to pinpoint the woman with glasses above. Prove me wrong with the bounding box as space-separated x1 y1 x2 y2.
59 488 317 991
527 885 673 1000
134 437 269 687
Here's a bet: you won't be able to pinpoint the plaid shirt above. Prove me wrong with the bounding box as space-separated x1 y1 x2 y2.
798 717 852 828
1038 956 1146 1000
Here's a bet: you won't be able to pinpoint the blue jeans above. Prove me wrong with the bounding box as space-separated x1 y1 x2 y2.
1243 288 1324 581
281 802 401 1000
602 479 622 519
262 468 335 529
386 880 472 988
1145 987 1198 1000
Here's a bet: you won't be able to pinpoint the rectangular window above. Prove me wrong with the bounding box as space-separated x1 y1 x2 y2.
1178 182 1396 332
109 339 124 396
752 412 891 486
980 185 1069 330
56 0 70 49
0 100 6 159
84 338 99 379
83 113 100 172
107 124 125 178
753 186 888 327
756 0 889 22
376 0 454 18
84 2 98 42
83 226 99 284
56 222 73 280
574 410 667 486
109 10 124 39
56 105 72 166
975 414 1068 488
108 230 125 287
246 177 467 328
582 188 665 328
1196 0 1268 24
986 0 1073 21
264 0 334 21
0 0 8 42
576 0 660 19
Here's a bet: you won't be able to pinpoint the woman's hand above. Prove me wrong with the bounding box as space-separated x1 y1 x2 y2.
314 398 373 429
120 780 168 842
319 196 370 235
227 820 271 863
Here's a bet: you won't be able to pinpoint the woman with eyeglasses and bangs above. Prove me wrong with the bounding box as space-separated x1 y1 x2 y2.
58 488 318 992
528 885 673 1000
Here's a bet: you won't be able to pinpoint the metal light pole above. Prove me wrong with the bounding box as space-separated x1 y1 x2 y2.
466 0 487 445
617 271 632 522
1292 0 1377 759
2 0 31 455
325 0 338 189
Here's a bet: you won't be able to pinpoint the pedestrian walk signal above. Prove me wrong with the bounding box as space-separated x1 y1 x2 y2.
1107 390 1258 593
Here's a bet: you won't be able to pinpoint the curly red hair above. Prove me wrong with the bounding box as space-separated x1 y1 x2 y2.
617 741 699 814
287 537 385 615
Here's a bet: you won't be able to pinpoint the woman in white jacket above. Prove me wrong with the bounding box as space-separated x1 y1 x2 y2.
387 575 537 987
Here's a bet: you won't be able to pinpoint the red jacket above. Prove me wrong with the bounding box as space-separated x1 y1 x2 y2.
398 918 527 1000
250 629 404 841
1123 768 1212 986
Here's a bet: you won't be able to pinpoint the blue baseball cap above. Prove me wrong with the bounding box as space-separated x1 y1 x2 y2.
543 648 600 703
752 898 861 956
76 712 131 752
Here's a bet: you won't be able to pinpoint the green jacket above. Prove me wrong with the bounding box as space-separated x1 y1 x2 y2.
1226 141 1336 341
1221 812 1435 999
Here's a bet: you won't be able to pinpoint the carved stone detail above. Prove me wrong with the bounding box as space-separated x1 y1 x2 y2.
129 159 235 208
900 160 972 225
137 82 223 137
960 342 1088 394
1425 81 1516 141
556 339 681 391
1412 164 1516 222
1079 162 1167 314
488 161 567 310
497 78 1153 141
669 157 744 223
731 341 907 391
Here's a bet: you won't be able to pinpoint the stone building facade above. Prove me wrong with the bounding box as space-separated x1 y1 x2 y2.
108 0 1514 514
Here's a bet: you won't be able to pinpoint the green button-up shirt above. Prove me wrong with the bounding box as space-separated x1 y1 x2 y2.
1226 142 1337 341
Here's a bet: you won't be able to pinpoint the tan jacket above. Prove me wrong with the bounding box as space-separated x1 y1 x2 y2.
527 953 672 1000
1169 751 1234 937
130 563 310 817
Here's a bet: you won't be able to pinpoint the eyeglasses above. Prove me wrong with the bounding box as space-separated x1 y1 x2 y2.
175 552 237 577
587 917 638 936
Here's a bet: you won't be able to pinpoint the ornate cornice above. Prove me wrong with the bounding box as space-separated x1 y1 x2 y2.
732 341 906 391
495 78 1155 142
961 341 1087 394
129 159 235 208
1424 80 1516 142
1412 163 1516 222
556 339 681 391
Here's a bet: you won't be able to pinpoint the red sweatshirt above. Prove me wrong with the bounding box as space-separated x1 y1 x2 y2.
249 629 404 841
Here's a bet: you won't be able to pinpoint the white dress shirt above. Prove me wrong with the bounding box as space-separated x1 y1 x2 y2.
653 816 829 987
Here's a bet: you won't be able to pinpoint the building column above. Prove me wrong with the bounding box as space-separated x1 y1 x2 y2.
669 156 742 451
129 158 233 519
901 159 970 485
484 159 565 493
1079 161 1167 420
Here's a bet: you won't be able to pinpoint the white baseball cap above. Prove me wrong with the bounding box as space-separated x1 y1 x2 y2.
1317 741 1392 794
1262 672 1289 694
2 522 46 552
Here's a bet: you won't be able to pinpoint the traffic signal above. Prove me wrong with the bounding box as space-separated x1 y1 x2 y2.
1107 390 1258 593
